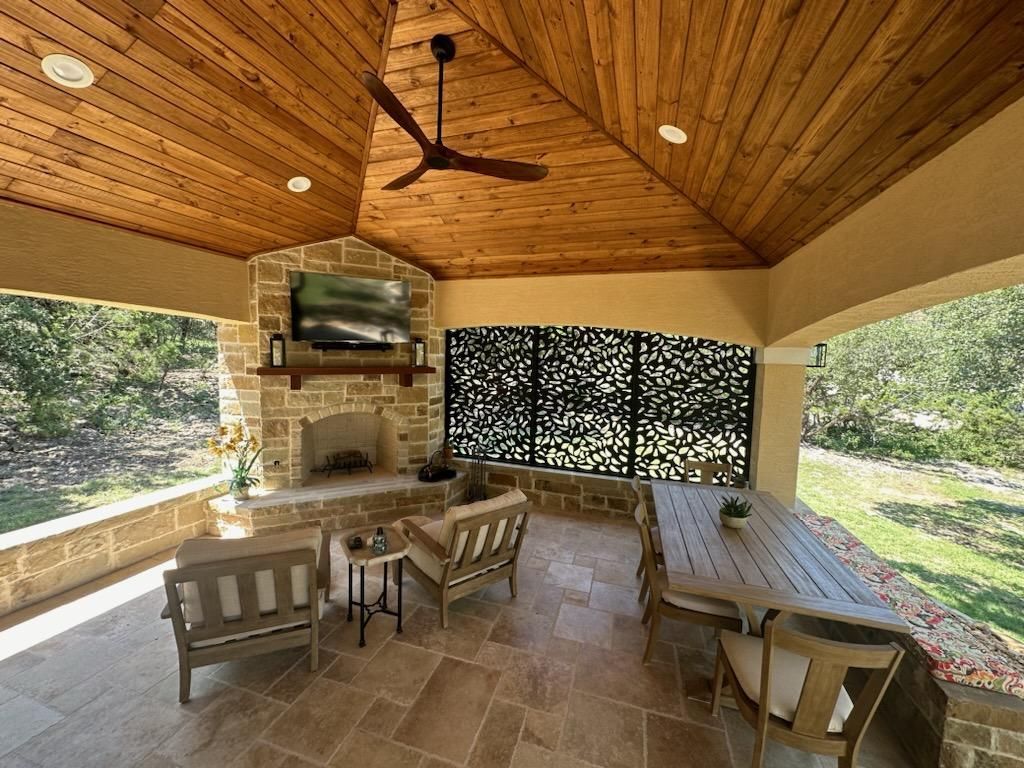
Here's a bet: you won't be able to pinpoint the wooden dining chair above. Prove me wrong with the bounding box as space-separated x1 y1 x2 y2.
685 458 733 486
711 618 904 768
636 503 743 662
631 476 662 604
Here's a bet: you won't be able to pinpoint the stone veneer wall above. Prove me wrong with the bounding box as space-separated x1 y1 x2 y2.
0 477 220 616
460 460 651 517
217 236 445 490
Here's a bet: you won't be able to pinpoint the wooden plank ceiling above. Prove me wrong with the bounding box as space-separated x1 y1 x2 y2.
0 0 391 255
0 0 1023 277
445 0 1024 266
355 0 760 276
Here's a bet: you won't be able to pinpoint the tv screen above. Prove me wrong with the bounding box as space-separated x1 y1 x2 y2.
290 272 411 343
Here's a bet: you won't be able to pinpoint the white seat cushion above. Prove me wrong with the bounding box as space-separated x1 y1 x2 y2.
656 572 741 619
176 527 322 624
720 630 854 734
190 589 326 648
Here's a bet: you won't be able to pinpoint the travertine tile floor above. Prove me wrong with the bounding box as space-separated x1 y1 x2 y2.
0 509 914 768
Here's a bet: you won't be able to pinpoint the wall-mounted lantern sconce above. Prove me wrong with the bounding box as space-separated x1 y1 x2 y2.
808 343 828 368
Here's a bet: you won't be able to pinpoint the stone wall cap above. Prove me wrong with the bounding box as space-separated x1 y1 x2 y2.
0 474 226 551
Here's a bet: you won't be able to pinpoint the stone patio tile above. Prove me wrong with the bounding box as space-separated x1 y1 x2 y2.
154 686 284 767
510 742 592 768
321 651 367 684
349 640 442 705
211 647 306 694
573 645 682 715
543 562 594 593
145 668 231 715
0 694 64 758
265 649 339 704
393 657 500 763
593 560 639 589
559 691 643 768
330 729 422 768
553 603 614 649
393 605 493 660
495 650 574 714
231 741 321 767
467 699 525 768
355 696 408 738
261 678 374 763
646 712 732 768
608 613 674 663
521 708 563 751
488 608 555 654
19 689 189 768
5 637 127 704
588 581 643 618
721 708 822 768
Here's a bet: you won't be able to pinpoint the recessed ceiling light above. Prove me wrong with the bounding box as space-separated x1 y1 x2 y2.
41 53 94 88
658 124 688 144
287 176 312 193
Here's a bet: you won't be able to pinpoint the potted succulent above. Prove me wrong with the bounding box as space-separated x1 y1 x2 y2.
718 495 753 529
208 423 263 501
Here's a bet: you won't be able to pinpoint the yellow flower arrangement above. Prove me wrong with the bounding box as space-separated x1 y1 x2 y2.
208 422 263 497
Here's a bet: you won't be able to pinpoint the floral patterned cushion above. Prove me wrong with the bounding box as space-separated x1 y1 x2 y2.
794 506 1024 700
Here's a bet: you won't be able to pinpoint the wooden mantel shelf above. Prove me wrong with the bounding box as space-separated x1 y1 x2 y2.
256 366 436 390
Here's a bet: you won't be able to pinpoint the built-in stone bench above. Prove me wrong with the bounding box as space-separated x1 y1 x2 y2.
0 476 222 616
205 473 467 537
795 501 1024 767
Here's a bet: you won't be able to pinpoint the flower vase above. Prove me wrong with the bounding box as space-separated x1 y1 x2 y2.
232 485 251 501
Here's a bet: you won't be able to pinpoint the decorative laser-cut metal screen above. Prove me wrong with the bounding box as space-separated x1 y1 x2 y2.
445 326 756 481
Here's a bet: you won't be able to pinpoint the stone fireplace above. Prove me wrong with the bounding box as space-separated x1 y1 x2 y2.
298 408 403 485
216 236 450 502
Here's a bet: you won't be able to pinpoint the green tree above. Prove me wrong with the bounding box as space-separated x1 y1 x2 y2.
803 286 1024 468
0 295 217 437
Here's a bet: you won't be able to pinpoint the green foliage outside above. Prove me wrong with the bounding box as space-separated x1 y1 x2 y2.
803 285 1024 468
0 295 221 533
0 295 218 436
799 449 1024 645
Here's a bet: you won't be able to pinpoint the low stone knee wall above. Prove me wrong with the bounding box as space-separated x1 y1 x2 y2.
0 476 223 616
205 474 466 536
819 620 1024 768
457 460 648 517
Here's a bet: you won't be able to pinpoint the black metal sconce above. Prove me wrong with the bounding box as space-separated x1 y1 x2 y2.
269 333 287 367
808 343 828 368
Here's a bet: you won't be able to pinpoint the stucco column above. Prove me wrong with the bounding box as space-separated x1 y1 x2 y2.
749 348 808 508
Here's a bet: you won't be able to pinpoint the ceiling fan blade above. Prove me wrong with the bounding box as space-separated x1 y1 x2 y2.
359 71 431 150
382 161 430 191
448 152 549 182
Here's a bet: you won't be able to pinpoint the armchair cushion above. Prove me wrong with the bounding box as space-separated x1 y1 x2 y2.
176 527 322 624
720 630 854 734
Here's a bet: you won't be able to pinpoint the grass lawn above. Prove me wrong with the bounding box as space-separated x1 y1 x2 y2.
798 447 1024 645
0 466 219 535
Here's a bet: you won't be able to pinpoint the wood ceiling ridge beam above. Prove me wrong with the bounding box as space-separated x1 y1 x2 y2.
758 0 1022 260
352 0 398 240
443 0 769 267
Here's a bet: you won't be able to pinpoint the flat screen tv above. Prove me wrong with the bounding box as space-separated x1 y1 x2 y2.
290 271 411 343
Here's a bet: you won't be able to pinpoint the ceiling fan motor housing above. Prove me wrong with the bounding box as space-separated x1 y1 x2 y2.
431 34 456 63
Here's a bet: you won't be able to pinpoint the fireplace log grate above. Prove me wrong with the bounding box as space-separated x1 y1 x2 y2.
314 450 374 477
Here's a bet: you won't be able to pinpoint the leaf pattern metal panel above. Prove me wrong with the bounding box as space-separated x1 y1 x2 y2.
533 326 635 473
445 326 755 481
445 326 533 461
634 333 755 480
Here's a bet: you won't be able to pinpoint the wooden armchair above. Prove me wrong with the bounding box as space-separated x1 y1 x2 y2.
161 527 330 703
396 489 530 628
712 617 904 768
685 458 733 486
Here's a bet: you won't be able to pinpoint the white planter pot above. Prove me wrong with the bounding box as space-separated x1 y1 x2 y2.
719 511 748 529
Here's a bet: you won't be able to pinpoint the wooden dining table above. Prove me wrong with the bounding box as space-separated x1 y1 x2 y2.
651 480 910 634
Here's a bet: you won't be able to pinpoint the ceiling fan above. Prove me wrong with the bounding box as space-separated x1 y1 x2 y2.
360 33 549 191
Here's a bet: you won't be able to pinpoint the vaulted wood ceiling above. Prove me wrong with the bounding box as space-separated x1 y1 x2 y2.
1 0 1023 278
